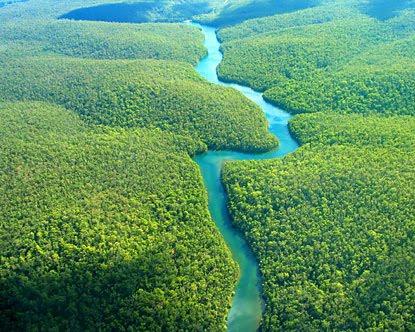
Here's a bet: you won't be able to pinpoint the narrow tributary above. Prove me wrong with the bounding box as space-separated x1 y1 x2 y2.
192 23 299 331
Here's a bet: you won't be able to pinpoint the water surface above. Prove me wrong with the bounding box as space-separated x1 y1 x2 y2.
193 23 298 331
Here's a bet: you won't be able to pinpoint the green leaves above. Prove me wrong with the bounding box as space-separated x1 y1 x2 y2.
0 101 238 330
222 114 415 330
0 20 206 65
217 2 415 116
0 56 277 152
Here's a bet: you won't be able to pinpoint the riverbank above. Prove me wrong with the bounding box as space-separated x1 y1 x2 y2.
192 23 299 331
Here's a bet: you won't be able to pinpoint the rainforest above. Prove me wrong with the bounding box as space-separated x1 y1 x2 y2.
0 0 414 331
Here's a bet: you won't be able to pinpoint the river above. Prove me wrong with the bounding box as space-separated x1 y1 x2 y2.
192 23 299 331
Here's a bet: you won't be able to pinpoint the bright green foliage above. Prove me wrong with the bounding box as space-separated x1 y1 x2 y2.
217 2 360 41
0 56 277 152
0 2 267 329
0 19 205 64
0 0 279 154
0 40 46 58
2 1 413 331
0 101 238 331
223 114 415 330
263 48 415 115
290 112 415 148
217 1 415 115
219 17 395 89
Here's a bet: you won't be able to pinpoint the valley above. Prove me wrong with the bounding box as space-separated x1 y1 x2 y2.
0 0 414 331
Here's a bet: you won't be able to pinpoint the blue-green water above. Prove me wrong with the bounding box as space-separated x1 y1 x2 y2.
192 24 299 331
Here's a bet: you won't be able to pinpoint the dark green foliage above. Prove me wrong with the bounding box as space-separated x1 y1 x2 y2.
0 56 277 152
217 1 415 115
361 0 415 20
0 0 26 7
2 0 413 331
0 2 268 328
0 19 206 64
0 101 237 331
0 0 221 21
59 1 160 23
2 0 311 25
196 0 319 27
0 0 115 20
59 0 213 24
223 114 415 330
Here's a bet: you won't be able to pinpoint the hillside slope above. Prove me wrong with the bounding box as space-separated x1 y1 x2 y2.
217 1 415 115
223 113 415 330
0 101 238 330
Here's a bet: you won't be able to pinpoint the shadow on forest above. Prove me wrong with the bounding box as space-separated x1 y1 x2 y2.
60 2 159 23
362 0 415 20
0 242 177 330
0 0 28 9
59 1 211 23
206 0 320 27
273 0 320 14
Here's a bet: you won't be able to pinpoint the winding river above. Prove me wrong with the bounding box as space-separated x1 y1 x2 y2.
192 23 299 331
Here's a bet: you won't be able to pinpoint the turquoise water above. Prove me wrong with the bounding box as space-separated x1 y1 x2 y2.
192 24 299 331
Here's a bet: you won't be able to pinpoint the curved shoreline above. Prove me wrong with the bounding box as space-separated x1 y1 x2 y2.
192 23 299 331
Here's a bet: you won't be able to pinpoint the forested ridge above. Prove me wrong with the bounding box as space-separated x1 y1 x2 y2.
217 0 415 115
217 3 361 42
0 56 276 152
219 1 415 329
0 101 238 330
0 19 206 64
0 0 220 21
0 0 277 153
223 114 415 330
0 0 278 330
196 0 319 27
1 0 414 330
289 112 415 149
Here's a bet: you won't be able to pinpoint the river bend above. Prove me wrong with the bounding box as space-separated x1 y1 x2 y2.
192 24 299 331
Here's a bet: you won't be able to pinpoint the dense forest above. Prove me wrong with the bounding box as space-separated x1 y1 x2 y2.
0 0 214 21
289 112 415 148
0 0 321 27
219 1 415 330
223 114 415 330
0 20 206 64
0 0 277 330
196 0 319 27
59 1 213 24
0 101 238 330
0 0 277 153
217 0 415 115
0 56 276 152
1 0 414 330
